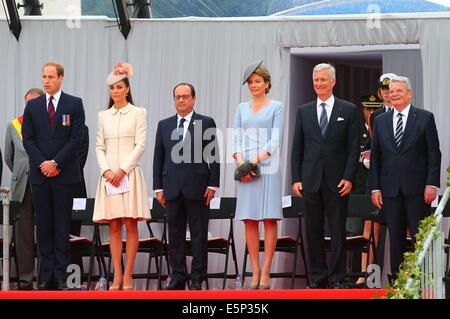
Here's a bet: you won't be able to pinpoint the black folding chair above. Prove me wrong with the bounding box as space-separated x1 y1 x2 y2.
324 194 380 285
70 198 108 289
181 198 239 289
242 196 309 288
142 199 170 290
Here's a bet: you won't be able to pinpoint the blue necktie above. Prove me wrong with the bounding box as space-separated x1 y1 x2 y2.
395 113 403 148
319 102 328 137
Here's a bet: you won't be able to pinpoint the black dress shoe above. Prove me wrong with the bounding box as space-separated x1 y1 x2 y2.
329 281 351 289
166 280 186 290
308 280 327 289
190 280 202 290
18 281 33 291
55 280 69 291
36 281 54 290
353 282 366 289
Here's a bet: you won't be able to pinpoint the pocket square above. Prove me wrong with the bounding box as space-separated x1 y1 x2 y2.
337 117 344 122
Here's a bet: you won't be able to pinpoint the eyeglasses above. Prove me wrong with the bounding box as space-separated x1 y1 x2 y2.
174 95 192 101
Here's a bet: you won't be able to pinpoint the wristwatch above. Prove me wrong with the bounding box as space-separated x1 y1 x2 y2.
51 159 58 167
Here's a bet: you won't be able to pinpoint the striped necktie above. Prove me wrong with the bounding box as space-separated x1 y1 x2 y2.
319 102 328 137
395 113 404 148
48 96 56 127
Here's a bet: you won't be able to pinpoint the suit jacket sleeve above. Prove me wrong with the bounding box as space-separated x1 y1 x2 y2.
369 112 375 134
22 102 47 167
152 121 164 190
425 113 441 187
206 118 220 187
78 125 89 169
291 108 304 184
53 98 85 169
342 105 360 182
4 124 14 172
120 108 147 174
96 112 111 176
369 117 381 191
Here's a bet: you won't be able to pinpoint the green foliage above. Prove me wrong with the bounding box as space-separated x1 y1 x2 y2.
387 168 450 299
387 215 438 299
447 167 450 187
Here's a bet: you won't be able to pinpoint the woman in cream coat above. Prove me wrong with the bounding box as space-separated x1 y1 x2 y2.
93 63 150 290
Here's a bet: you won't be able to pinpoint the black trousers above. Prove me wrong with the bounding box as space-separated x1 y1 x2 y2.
31 180 74 283
303 179 348 285
166 194 209 282
383 193 431 276
15 183 36 284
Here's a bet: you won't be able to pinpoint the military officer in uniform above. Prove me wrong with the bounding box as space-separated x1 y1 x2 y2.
346 94 383 287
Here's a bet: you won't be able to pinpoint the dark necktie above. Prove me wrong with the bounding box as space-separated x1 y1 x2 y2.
178 118 186 142
319 102 328 137
48 96 56 127
395 113 404 148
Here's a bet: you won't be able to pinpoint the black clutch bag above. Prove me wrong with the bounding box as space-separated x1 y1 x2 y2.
234 162 261 182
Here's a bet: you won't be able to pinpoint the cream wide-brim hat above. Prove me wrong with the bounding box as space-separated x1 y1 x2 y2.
106 62 134 85
106 72 128 86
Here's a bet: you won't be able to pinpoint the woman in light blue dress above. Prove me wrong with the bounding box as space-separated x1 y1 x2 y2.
232 61 284 289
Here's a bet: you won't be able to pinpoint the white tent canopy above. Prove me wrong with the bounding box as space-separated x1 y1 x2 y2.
1 13 448 288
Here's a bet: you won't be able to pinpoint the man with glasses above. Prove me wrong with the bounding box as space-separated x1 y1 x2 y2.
370 76 441 281
153 82 220 290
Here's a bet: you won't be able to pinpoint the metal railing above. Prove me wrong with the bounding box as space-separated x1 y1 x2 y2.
0 187 10 291
404 186 450 299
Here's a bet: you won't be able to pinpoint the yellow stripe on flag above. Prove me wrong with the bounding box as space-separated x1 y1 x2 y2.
11 118 22 140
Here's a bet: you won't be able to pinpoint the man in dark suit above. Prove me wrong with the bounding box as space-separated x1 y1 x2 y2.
153 83 220 290
5 88 45 290
369 73 397 132
22 62 85 290
291 63 360 288
370 76 441 279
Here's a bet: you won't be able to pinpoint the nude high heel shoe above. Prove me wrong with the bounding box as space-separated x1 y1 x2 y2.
248 271 261 290
122 278 134 290
109 277 123 290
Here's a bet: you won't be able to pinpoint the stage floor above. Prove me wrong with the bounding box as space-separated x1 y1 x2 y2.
0 289 387 299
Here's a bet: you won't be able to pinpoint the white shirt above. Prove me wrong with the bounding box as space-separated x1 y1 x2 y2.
393 104 411 136
316 95 335 124
46 90 62 112
177 110 193 141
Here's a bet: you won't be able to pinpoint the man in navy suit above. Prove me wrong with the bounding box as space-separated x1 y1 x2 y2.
22 62 85 290
370 76 441 279
291 63 360 288
153 83 220 290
